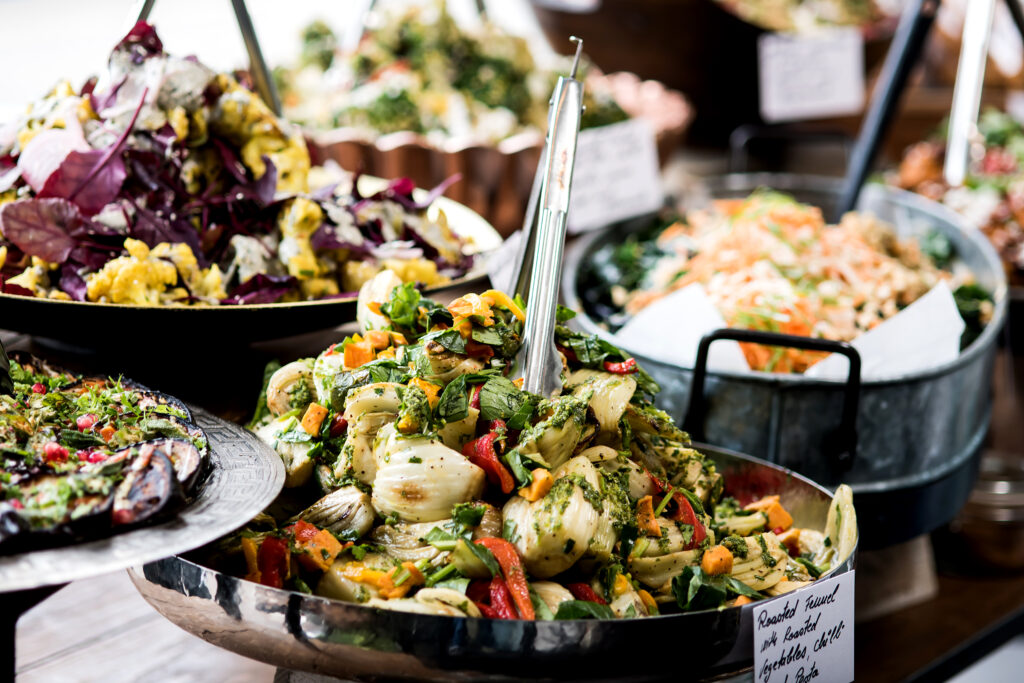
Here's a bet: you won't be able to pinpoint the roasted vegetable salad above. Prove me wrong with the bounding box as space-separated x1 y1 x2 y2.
202 273 857 619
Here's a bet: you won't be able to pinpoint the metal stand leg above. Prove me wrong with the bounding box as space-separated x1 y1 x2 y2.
2 585 65 683
836 0 940 217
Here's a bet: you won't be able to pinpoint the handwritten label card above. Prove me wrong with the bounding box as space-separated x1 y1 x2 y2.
567 117 663 233
758 28 865 123
753 571 854 683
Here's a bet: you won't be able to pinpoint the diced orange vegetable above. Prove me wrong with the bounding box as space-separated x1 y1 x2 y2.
409 377 442 408
480 290 525 322
733 595 753 607
447 293 495 325
513 377 524 388
613 573 631 597
366 302 383 315
365 329 391 350
293 526 344 572
343 341 374 369
701 545 734 576
518 468 554 502
390 331 408 345
241 536 261 583
744 495 794 531
379 562 426 599
638 589 658 613
300 403 329 435
636 495 662 537
776 527 801 555
99 425 116 443
377 347 396 360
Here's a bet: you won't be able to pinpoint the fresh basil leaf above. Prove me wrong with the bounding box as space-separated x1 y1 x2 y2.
502 518 520 544
503 449 535 487
479 376 525 422
436 375 468 423
422 526 459 551
433 577 471 594
422 328 467 354
672 566 763 612
554 600 615 620
465 540 500 577
556 305 577 323
793 557 825 579
505 393 538 430
530 587 556 620
380 282 421 329
470 326 503 345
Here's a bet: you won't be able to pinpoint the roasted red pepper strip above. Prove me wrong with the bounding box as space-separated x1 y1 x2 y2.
328 414 348 439
467 579 491 604
603 358 638 374
475 602 499 619
644 467 666 495
256 536 289 589
462 430 514 494
477 537 535 620
556 344 577 362
670 494 708 549
489 576 518 620
469 384 483 410
289 520 319 543
464 339 495 359
566 582 607 605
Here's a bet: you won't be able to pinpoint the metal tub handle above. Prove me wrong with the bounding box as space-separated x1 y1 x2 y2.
682 328 862 471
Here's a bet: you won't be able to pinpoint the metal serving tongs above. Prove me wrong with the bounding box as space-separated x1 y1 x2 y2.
943 0 997 187
128 0 281 115
510 37 586 398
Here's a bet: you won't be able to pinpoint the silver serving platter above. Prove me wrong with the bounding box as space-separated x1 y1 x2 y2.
129 445 856 682
0 406 284 593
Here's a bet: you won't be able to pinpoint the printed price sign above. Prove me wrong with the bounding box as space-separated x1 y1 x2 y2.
753 571 854 683
567 118 663 233
758 27 865 123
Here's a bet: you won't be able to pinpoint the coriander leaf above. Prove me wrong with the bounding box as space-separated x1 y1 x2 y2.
436 375 469 423
554 600 615 620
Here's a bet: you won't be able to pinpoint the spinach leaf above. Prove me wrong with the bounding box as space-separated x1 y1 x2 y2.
478 376 534 424
380 282 421 329
436 375 468 423
422 329 467 354
671 566 764 612
470 326 503 345
554 600 615 620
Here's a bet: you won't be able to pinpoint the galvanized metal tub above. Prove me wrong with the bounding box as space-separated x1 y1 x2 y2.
129 445 856 682
564 174 1009 548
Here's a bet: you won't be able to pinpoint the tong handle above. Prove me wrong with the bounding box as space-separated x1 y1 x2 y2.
943 0 996 187
520 208 569 397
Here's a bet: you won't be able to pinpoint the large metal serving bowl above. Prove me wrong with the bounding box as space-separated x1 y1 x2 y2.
129 445 855 682
564 174 1009 549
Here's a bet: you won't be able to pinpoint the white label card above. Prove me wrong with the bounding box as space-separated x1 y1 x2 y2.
758 28 865 123
567 118 663 233
753 570 854 683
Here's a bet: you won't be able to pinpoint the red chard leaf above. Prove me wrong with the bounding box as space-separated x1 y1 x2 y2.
0 198 84 263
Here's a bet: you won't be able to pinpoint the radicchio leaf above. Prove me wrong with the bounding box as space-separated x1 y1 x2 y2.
114 21 164 65
58 263 88 301
17 128 89 193
221 273 297 305
0 198 84 263
131 204 202 255
38 89 147 215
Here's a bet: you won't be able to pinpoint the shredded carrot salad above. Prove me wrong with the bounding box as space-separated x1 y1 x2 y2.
622 192 945 373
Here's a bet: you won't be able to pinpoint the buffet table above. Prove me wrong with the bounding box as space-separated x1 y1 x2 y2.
6 327 1024 682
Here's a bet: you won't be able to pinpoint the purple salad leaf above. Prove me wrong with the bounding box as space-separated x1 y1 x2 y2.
0 198 85 263
17 128 89 193
58 263 88 301
130 204 202 256
38 89 148 215
221 273 297 305
114 21 164 65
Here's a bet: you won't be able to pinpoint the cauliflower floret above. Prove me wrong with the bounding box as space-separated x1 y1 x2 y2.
277 197 324 280
85 238 224 305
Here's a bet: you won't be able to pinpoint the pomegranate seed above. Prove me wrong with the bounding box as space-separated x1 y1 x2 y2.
31 383 46 394
76 414 98 431
87 451 107 464
773 526 785 535
44 441 69 462
10 500 24 510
